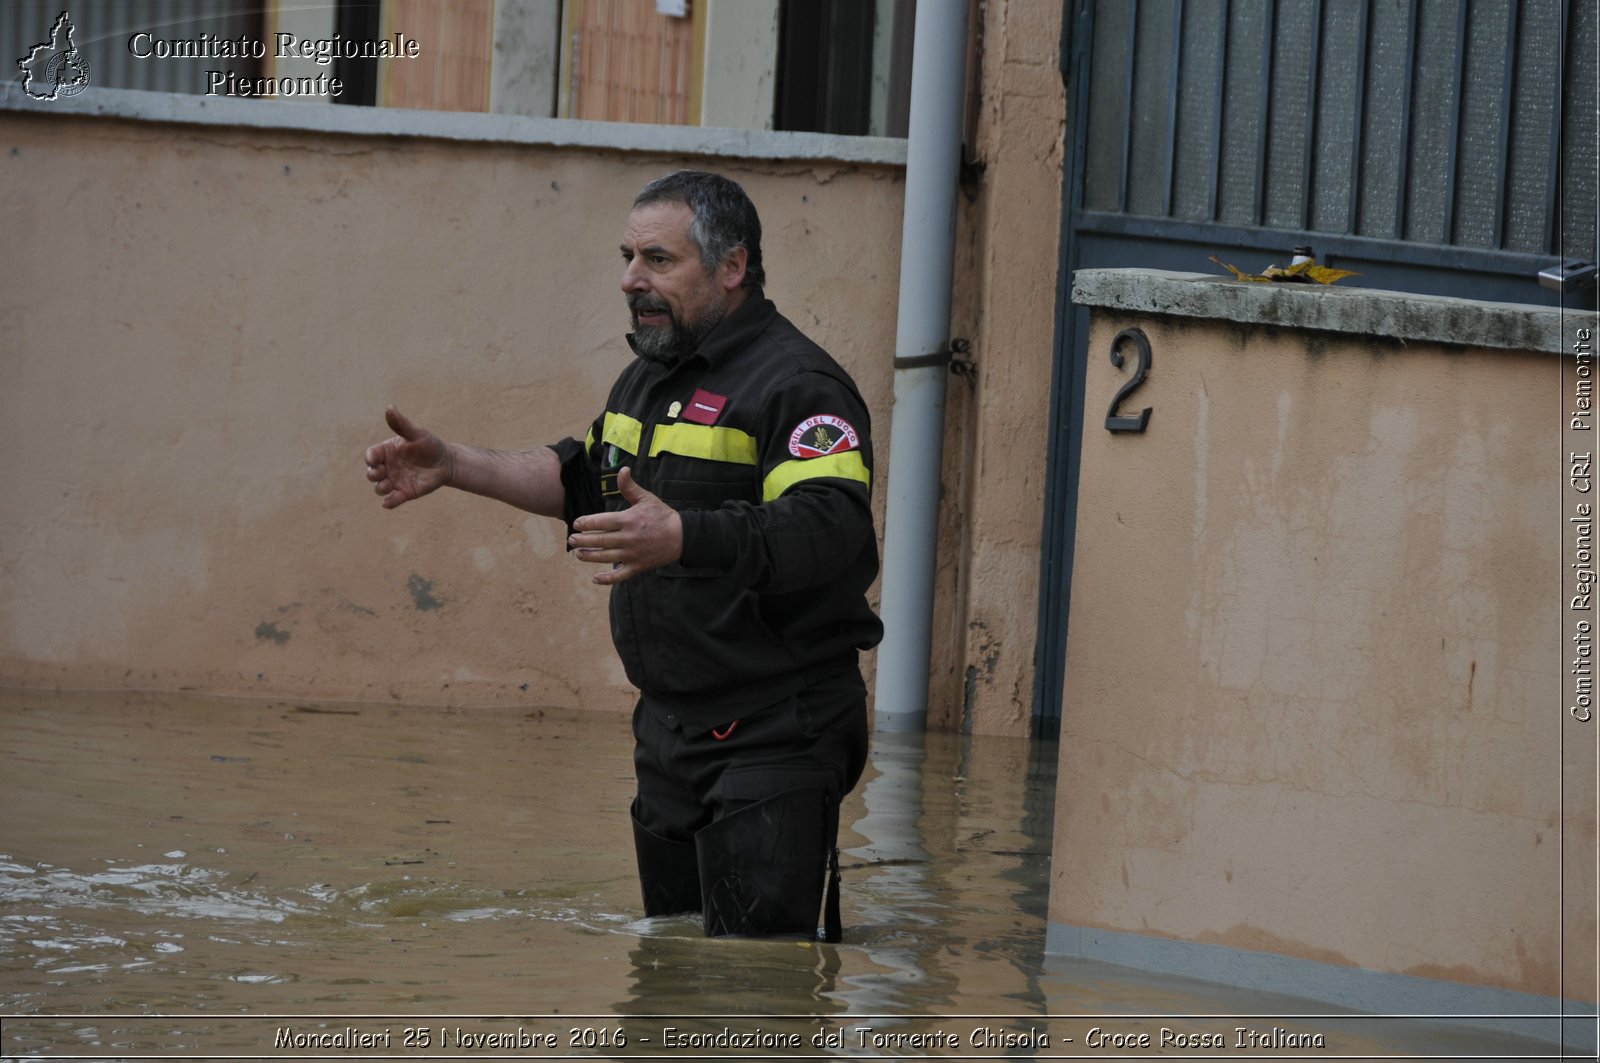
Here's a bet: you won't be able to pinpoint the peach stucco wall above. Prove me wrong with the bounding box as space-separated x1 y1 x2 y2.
0 109 903 713
930 0 1066 735
1 0 1064 739
1051 308 1590 1000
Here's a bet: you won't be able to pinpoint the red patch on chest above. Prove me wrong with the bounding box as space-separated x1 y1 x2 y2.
682 389 727 425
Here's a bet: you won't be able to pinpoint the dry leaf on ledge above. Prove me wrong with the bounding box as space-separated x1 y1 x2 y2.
1211 254 1361 285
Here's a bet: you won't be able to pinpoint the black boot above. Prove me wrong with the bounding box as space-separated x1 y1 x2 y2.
695 786 842 941
631 801 702 916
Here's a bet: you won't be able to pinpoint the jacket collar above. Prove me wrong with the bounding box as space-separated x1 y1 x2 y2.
626 291 775 371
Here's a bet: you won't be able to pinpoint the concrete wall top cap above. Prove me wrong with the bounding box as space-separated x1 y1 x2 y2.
0 85 909 167
1071 268 1593 355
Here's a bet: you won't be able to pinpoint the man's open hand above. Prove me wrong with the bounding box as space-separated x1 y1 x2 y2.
365 405 451 509
569 468 683 585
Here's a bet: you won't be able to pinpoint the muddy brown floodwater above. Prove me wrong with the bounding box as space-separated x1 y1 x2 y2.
0 688 1574 1060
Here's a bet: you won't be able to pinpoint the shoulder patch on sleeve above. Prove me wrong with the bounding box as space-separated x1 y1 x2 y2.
788 414 861 458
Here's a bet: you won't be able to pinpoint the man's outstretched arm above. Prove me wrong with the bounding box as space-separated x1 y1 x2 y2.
364 405 565 519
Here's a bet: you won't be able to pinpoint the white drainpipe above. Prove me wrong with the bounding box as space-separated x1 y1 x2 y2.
872 0 970 732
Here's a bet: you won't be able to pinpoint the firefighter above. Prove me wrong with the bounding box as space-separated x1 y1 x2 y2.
364 171 881 939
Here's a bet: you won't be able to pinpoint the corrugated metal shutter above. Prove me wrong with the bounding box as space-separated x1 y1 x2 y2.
381 0 493 112
566 0 695 125
1080 0 1595 270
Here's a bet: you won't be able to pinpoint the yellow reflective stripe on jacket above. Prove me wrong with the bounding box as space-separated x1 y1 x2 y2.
648 422 759 465
600 411 644 455
762 451 871 502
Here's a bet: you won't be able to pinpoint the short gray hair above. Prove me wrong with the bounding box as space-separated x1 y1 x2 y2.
633 170 766 292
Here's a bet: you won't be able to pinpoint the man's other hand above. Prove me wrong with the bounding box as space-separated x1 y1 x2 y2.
569 468 683 584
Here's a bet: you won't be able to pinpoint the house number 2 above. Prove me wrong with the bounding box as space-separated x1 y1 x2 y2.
1104 326 1152 433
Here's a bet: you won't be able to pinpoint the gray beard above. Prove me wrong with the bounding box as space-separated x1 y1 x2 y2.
631 303 727 362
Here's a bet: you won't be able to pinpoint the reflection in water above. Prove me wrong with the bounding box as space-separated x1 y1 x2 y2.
0 689 1569 1058
610 726 1058 1056
615 929 847 1057
827 731 939 1019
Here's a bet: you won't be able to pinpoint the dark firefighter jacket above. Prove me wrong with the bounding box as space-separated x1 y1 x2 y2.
550 294 883 728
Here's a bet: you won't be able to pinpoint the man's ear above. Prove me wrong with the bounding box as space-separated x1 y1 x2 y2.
718 246 749 293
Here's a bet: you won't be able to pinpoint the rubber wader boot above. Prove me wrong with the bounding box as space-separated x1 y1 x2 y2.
631 801 702 916
695 786 843 941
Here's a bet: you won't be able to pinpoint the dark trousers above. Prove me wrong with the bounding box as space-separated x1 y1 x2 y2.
631 664 870 842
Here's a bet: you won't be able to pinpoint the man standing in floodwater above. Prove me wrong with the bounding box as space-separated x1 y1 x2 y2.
363 171 883 940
